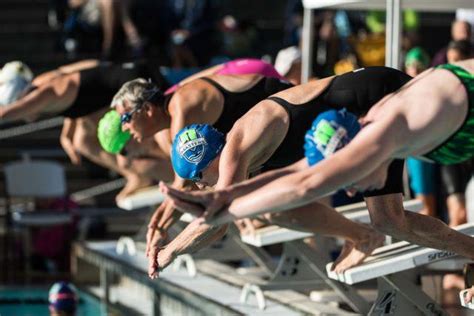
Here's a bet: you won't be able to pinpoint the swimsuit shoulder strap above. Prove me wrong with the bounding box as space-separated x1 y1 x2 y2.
199 77 227 94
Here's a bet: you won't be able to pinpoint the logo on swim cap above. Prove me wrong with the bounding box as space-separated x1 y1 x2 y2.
172 124 225 181
177 129 207 164
313 119 349 157
304 109 361 166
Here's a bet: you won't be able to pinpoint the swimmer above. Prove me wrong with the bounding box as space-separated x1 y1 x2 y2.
150 66 412 277
164 59 474 264
0 59 170 199
48 282 78 316
109 71 293 272
98 58 285 197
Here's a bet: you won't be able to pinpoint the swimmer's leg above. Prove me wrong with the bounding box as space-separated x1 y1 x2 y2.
367 193 474 260
73 114 152 200
264 200 384 273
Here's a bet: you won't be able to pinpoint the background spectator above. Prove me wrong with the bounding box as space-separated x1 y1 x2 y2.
167 0 221 68
218 15 258 59
432 20 472 66
447 39 473 62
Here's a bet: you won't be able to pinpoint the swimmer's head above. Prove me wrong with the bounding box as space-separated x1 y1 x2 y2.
48 281 78 316
447 39 472 63
111 78 167 141
0 61 33 106
171 124 225 183
451 20 471 42
98 110 131 154
404 47 430 76
304 108 361 166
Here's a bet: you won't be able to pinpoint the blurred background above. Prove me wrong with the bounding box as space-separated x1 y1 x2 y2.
0 0 473 315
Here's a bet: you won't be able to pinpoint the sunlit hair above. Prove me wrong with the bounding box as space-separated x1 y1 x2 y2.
111 78 161 110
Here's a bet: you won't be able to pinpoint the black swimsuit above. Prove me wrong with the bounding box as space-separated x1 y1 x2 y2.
199 77 293 134
59 61 169 118
263 66 412 197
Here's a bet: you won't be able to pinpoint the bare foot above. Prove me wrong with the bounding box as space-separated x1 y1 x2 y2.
116 174 153 202
443 274 465 290
331 229 385 274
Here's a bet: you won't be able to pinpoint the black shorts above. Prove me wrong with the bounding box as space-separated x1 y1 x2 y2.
441 160 472 195
364 159 405 197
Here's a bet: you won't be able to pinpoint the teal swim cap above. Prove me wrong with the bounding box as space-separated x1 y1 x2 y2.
98 110 131 154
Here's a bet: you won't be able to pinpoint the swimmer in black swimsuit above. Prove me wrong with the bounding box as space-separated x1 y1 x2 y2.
111 74 293 273
0 59 171 200
147 67 411 277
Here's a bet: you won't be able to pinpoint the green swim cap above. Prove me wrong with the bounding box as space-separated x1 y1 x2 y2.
405 47 430 68
97 110 131 154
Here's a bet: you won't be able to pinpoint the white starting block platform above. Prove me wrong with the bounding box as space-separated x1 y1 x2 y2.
326 222 474 285
116 186 165 210
325 222 474 316
238 199 426 314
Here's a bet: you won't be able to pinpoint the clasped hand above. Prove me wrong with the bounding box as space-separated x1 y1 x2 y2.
159 182 234 225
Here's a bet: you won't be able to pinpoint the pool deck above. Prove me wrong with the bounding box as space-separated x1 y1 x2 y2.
73 241 318 315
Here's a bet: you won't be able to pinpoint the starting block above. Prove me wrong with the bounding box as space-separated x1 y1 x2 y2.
327 222 474 315
116 186 165 210
239 199 422 312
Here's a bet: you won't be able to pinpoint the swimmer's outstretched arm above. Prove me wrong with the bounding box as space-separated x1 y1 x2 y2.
0 75 78 122
146 177 191 250
225 158 309 200
0 85 57 122
150 218 229 278
161 159 313 218
209 114 404 225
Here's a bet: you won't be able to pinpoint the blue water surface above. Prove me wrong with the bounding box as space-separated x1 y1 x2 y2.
0 287 106 316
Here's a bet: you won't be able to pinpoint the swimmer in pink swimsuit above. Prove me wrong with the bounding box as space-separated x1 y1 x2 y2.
165 58 285 94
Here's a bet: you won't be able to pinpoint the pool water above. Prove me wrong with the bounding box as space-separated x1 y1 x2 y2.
0 287 106 316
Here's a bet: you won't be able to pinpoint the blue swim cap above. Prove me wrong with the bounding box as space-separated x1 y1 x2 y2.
304 109 361 166
171 124 225 181
48 282 78 313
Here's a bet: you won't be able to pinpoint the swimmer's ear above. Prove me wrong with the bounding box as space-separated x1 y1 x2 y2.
144 102 155 116
358 116 370 127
